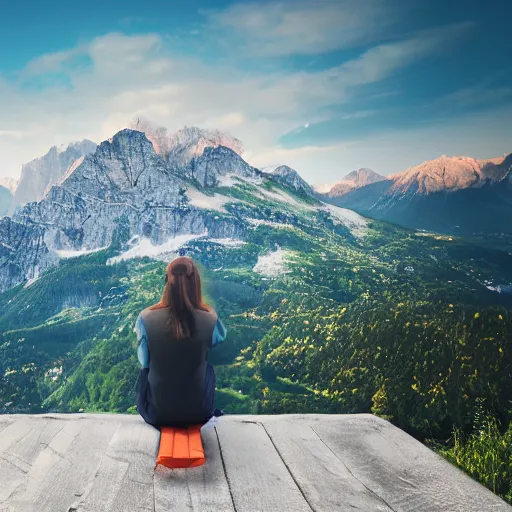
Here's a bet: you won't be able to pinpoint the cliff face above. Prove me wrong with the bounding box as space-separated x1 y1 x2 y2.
13 139 97 206
188 145 260 187
0 216 57 292
12 130 245 256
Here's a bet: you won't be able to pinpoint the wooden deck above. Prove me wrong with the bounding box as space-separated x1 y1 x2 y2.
0 413 510 512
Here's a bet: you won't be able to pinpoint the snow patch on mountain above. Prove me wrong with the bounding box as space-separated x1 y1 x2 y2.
258 187 315 210
107 233 207 264
186 188 234 213
322 203 367 232
207 238 247 246
253 248 293 277
55 246 108 258
23 276 40 289
218 174 264 187
23 267 41 288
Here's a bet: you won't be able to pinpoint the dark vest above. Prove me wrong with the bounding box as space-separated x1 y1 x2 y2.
141 306 217 426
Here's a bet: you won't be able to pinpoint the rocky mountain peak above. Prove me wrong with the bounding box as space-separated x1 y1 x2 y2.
315 168 386 198
188 144 260 187
0 123 369 293
14 139 96 206
264 165 314 195
343 168 386 188
130 118 243 165
58 129 170 197
97 129 153 161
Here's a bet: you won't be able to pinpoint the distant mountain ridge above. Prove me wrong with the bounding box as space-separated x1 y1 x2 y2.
2 123 511 294
322 153 512 235
314 168 386 198
14 140 97 206
388 154 509 195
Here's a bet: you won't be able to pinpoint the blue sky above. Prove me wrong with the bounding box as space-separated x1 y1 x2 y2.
1 0 511 184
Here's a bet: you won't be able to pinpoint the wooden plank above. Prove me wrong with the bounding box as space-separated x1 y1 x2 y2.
215 419 312 512
0 419 34 453
262 417 393 511
48 420 82 456
0 458 26 504
71 420 159 512
6 417 66 466
7 415 120 512
0 416 13 435
154 424 235 512
311 414 512 512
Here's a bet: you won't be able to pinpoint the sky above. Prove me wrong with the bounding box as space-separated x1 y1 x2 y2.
0 0 511 185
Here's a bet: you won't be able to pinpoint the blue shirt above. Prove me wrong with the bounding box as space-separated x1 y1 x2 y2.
134 312 227 369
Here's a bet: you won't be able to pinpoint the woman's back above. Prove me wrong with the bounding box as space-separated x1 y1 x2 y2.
140 306 218 426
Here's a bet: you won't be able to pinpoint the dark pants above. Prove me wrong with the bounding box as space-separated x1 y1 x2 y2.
136 364 221 431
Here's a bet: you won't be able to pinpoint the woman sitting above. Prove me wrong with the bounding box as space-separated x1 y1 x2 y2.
134 256 226 429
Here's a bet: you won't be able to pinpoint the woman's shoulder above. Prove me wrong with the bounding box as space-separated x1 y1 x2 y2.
194 306 218 323
140 304 168 315
195 305 217 316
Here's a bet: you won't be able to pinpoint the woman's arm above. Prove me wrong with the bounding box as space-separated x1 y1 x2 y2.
212 317 227 347
134 314 149 369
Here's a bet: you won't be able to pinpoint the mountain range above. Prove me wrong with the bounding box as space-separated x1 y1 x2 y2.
315 155 512 235
0 126 361 293
1 122 511 294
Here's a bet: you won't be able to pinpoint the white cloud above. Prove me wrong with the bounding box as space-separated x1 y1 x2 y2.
332 23 473 88
23 49 78 76
0 130 26 138
204 0 399 56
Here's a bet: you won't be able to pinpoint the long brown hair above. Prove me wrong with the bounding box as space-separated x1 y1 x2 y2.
150 256 211 339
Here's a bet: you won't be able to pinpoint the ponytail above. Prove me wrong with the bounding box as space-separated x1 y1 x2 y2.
150 256 211 340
